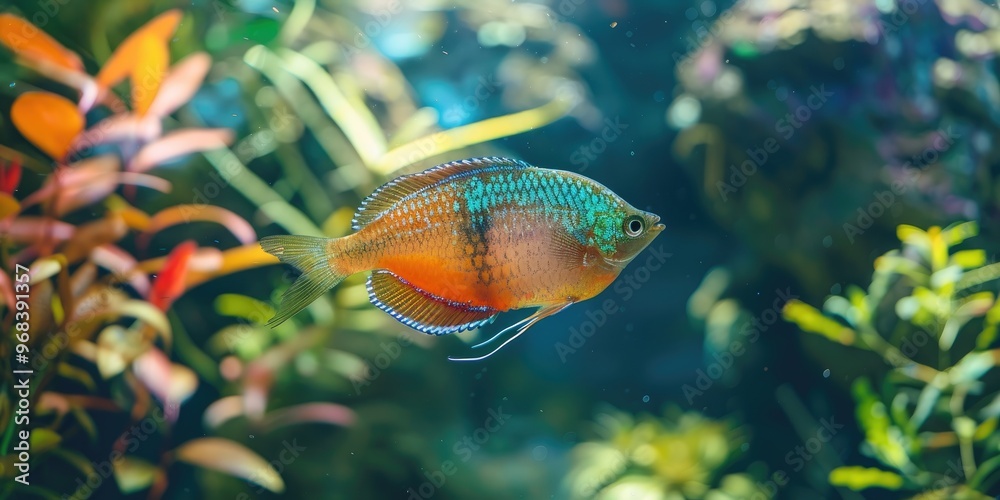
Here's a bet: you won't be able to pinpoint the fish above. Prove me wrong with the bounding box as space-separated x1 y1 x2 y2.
260 157 664 360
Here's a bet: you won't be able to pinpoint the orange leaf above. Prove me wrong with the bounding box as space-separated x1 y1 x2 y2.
0 269 15 312
96 10 182 90
184 244 279 289
0 193 19 219
0 14 82 71
106 196 153 231
149 241 197 310
11 91 84 160
130 34 168 117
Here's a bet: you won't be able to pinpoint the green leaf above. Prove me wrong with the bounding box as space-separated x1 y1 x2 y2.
30 429 61 454
874 254 929 282
214 294 274 323
940 292 995 351
783 300 857 345
730 41 759 58
70 407 98 442
950 351 998 384
942 221 979 246
969 454 1000 491
897 225 930 256
852 379 912 471
237 18 281 45
113 457 159 494
951 249 986 269
828 466 903 491
975 300 1000 350
823 295 857 327
957 262 1000 292
58 363 96 390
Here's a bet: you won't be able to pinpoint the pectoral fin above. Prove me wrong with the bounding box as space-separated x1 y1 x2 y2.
367 269 498 335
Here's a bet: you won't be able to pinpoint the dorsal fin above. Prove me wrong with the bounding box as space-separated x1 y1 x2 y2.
351 156 531 230
367 269 498 335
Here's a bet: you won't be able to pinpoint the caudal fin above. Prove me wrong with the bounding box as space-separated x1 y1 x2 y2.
260 235 347 327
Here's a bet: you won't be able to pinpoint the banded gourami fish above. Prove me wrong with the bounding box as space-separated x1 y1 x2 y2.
260 157 663 360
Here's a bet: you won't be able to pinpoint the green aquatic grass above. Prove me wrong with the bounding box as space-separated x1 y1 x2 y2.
785 222 1000 498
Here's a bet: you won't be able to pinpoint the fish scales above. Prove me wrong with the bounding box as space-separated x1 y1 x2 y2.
338 167 623 311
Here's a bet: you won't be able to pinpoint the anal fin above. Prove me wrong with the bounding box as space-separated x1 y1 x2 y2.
367 270 498 335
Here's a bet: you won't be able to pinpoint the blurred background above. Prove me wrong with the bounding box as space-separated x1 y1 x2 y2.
2 0 1000 498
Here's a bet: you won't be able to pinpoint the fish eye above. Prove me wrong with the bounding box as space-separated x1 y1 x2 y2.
624 216 644 237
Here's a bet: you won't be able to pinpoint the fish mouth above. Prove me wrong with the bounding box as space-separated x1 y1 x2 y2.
649 214 664 232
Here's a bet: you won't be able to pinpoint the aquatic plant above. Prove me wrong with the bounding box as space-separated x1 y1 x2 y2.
0 10 331 498
784 222 1000 498
562 405 756 499
0 0 602 497
667 0 1000 299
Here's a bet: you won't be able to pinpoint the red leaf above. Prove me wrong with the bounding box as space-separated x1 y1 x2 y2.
0 158 23 194
149 241 197 310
